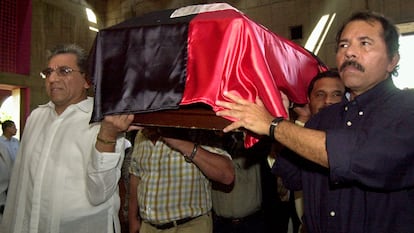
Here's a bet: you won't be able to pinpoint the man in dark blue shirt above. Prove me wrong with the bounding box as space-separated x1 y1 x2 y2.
215 11 414 233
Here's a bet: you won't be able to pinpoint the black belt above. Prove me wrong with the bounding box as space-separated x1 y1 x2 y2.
148 216 198 230
214 210 262 225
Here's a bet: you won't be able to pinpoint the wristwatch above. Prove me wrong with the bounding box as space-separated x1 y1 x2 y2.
269 117 284 138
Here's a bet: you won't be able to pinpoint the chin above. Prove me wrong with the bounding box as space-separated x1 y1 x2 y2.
342 75 360 87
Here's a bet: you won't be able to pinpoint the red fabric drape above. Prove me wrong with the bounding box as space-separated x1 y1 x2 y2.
182 10 326 147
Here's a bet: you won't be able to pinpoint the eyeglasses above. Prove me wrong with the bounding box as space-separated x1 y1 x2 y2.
40 66 83 79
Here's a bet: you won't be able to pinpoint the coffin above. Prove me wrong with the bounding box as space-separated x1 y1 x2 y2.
89 3 327 146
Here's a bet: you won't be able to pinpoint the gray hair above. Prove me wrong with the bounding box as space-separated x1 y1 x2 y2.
47 44 88 74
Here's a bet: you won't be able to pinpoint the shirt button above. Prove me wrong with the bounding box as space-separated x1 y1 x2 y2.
359 111 364 116
330 211 336 217
344 106 348 111
346 121 352 126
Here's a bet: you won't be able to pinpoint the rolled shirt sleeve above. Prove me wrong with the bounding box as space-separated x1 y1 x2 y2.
87 137 125 205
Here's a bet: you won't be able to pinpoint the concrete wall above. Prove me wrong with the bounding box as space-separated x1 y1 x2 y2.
101 0 414 68
1 0 101 114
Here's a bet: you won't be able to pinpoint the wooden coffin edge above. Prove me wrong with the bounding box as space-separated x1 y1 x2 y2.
132 104 232 131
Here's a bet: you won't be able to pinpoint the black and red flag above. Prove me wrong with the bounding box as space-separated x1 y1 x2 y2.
89 3 327 147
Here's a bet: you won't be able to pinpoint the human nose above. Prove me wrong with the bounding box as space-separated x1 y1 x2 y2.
325 96 334 105
343 44 357 60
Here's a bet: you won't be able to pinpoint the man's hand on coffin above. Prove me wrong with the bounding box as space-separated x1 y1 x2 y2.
215 91 276 136
96 114 135 152
292 104 311 124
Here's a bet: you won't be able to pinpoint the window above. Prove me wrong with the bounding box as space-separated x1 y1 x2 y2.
393 33 414 89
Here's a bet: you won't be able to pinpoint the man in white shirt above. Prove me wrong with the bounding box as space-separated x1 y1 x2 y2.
0 44 134 233
0 144 11 222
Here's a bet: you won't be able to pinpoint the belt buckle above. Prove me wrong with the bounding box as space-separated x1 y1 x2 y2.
231 218 241 224
148 221 173 230
150 216 196 229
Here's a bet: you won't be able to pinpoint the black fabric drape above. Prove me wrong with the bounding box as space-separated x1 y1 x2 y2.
89 9 197 122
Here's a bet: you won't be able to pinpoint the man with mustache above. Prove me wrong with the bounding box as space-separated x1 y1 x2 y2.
215 11 414 233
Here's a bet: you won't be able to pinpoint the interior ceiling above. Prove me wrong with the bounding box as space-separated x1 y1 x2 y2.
397 22 414 35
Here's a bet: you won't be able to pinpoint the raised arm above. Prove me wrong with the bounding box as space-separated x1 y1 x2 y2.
162 137 235 185
216 91 328 167
95 114 135 152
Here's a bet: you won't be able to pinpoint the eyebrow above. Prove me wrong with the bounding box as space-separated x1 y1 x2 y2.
358 36 374 42
339 36 374 43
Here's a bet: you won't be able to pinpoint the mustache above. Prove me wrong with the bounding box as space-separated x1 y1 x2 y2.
339 60 365 72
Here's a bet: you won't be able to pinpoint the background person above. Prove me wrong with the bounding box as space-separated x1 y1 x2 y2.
279 69 346 232
211 134 270 233
128 128 234 233
0 120 19 162
0 144 11 222
293 69 346 125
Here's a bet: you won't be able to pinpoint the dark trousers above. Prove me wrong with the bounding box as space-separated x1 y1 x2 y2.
213 211 265 233
262 194 301 233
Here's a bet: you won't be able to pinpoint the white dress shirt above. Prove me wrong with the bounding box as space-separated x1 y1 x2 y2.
0 97 126 233
0 144 12 222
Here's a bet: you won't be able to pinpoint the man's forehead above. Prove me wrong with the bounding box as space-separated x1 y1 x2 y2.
341 20 383 38
314 77 344 89
48 53 78 65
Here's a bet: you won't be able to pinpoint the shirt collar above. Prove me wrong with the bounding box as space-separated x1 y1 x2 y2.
345 78 397 107
39 97 93 113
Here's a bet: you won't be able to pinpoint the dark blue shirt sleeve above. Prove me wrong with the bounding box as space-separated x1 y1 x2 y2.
272 149 303 191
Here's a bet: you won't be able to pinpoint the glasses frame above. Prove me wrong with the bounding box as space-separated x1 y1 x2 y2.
40 66 84 79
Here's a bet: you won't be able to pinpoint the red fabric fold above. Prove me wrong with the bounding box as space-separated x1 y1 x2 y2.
182 9 326 147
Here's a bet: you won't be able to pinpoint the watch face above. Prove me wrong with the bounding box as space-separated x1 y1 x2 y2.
184 156 193 163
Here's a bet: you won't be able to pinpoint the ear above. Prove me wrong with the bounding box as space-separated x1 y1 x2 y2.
83 74 92 89
84 80 91 89
387 53 400 73
84 82 91 90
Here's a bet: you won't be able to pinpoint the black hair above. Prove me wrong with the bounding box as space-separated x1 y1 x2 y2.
1 120 15 132
307 69 341 97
